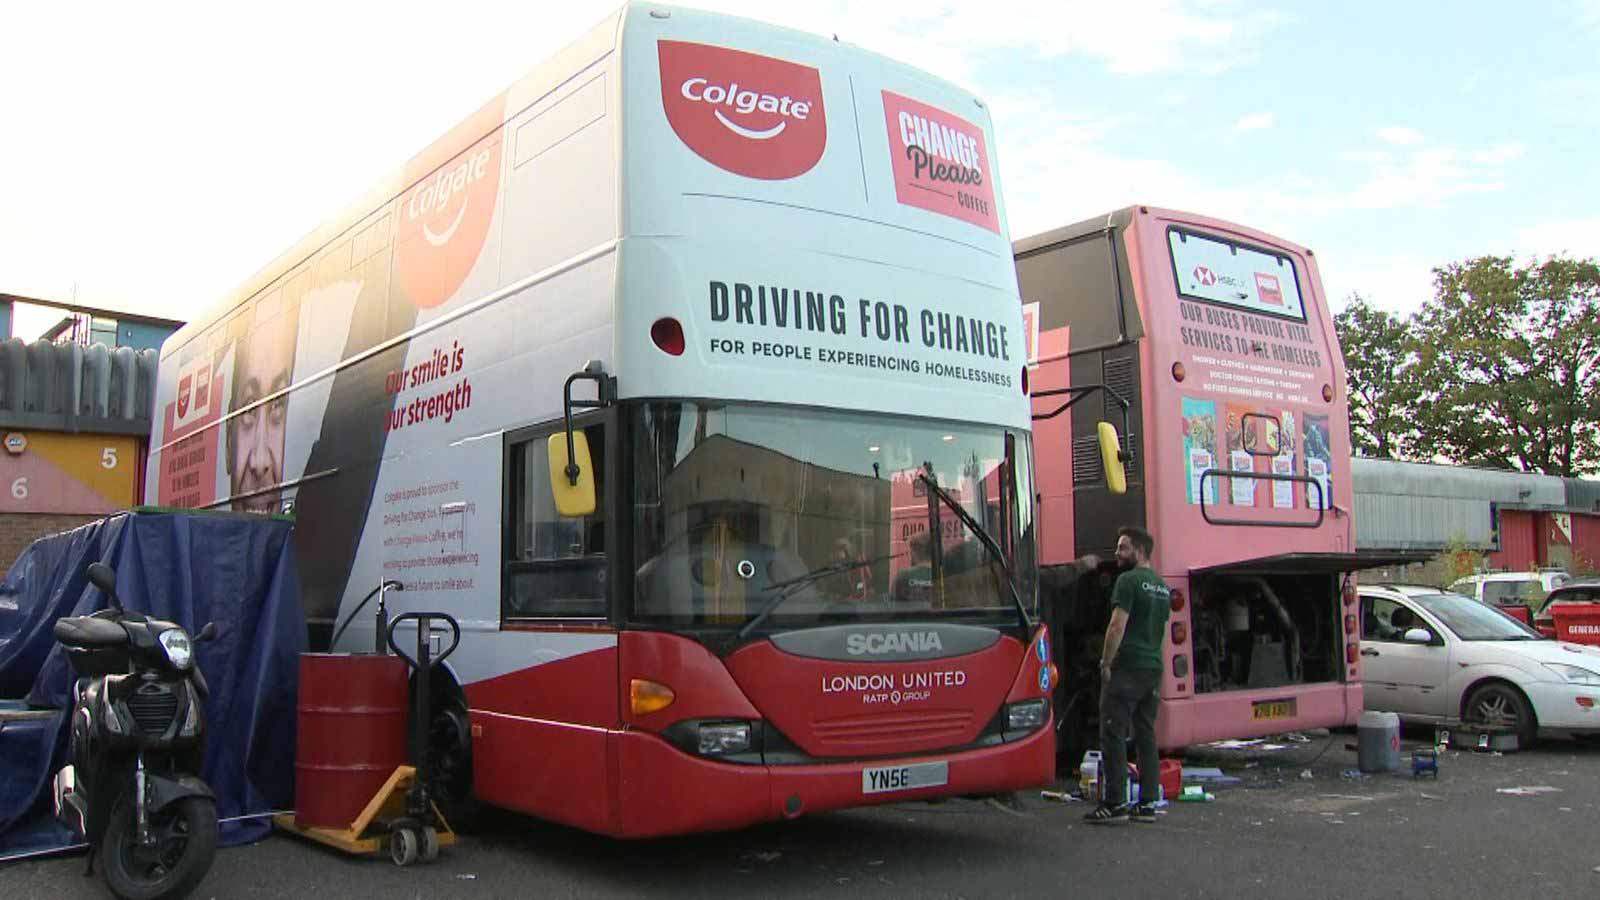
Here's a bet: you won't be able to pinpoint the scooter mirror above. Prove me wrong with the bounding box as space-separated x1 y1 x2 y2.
85 563 123 610
197 622 219 642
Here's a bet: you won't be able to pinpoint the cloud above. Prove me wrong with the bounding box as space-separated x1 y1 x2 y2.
1375 127 1425 147
1468 143 1527 165
1233 112 1275 132
1512 217 1600 260
1324 255 1438 316
694 0 1292 80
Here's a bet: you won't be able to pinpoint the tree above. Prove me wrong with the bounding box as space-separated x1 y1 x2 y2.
1409 256 1600 476
1333 294 1417 458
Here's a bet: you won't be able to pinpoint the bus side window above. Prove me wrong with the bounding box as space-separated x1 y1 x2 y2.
505 424 607 619
1014 230 1143 350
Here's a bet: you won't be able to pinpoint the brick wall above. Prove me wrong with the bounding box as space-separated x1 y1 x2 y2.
0 513 101 575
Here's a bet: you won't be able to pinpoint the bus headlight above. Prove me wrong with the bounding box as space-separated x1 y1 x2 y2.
697 722 753 756
1006 699 1048 731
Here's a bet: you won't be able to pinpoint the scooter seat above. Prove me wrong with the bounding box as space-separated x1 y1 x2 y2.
53 616 128 648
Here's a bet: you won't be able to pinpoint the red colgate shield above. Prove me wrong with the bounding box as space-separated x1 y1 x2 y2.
176 373 192 418
658 40 827 180
394 127 504 310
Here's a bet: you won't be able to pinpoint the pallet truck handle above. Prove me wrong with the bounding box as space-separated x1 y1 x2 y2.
385 612 461 669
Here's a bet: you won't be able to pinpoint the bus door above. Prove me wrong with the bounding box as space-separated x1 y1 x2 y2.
463 413 620 832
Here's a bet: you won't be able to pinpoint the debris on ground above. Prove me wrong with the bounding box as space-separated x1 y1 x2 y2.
1182 767 1242 784
1496 786 1562 796
1299 770 1314 780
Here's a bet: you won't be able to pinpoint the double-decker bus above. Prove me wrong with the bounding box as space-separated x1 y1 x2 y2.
1017 206 1418 761
145 4 1053 837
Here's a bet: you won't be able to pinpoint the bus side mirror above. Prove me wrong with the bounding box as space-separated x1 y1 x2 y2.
1097 422 1127 496
548 431 597 517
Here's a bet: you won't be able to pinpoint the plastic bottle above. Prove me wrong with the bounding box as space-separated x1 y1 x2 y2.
1079 750 1102 801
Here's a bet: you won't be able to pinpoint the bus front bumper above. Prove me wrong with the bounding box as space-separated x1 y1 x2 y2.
609 716 1055 838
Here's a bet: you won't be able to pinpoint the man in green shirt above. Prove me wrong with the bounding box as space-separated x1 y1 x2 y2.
1085 525 1171 825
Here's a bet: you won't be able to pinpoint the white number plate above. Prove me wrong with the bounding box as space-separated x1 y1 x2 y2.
862 761 949 795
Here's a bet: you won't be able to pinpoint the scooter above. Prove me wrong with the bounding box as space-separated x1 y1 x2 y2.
51 562 219 900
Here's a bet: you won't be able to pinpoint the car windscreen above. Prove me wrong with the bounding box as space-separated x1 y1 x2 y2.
1414 591 1542 641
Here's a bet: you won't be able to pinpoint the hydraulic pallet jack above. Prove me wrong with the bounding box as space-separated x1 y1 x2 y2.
275 611 462 866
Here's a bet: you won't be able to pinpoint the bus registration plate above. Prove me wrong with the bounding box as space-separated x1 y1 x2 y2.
1252 698 1297 721
862 761 948 795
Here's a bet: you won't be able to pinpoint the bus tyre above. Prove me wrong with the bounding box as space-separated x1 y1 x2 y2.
1465 682 1536 749
428 693 482 833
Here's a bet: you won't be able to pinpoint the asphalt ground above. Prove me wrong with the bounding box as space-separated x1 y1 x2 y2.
9 729 1600 899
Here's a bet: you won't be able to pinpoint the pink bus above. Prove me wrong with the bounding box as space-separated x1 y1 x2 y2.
1017 206 1415 760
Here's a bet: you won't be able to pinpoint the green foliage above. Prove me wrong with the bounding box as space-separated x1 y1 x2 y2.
1441 533 1485 585
1410 256 1600 476
1333 295 1417 458
1337 254 1600 476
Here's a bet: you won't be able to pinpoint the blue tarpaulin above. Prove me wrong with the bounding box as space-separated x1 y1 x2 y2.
0 510 303 860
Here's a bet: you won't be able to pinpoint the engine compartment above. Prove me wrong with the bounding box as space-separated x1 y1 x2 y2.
1189 572 1342 693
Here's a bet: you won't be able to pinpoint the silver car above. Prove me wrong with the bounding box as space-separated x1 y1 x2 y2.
1359 584 1600 747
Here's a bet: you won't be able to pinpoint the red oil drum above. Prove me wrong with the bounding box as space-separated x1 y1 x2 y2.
294 653 410 828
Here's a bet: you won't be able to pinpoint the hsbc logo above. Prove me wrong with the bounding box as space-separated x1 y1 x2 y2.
1193 265 1218 286
659 40 826 180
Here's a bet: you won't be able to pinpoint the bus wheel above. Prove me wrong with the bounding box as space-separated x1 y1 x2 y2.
427 689 483 832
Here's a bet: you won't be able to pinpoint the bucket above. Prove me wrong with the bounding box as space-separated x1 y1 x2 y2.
294 653 410 828
1159 758 1182 799
1357 710 1402 773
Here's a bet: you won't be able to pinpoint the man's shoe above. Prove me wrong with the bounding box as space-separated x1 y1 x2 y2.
1083 803 1128 825
1130 803 1158 823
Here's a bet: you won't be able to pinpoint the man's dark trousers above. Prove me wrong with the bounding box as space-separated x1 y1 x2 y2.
1100 666 1161 806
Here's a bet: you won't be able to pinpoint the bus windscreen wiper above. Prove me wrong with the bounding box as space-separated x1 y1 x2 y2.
734 552 902 643
917 472 1033 631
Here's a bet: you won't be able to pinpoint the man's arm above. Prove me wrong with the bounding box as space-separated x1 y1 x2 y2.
1101 606 1129 677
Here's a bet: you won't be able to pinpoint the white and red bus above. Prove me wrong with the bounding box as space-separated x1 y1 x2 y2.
1017 207 1417 760
145 5 1052 837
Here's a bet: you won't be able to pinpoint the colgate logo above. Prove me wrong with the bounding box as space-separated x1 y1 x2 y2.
177 373 192 419
659 40 826 180
1194 265 1218 286
394 119 504 310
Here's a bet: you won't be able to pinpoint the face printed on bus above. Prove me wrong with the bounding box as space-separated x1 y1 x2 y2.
226 312 297 513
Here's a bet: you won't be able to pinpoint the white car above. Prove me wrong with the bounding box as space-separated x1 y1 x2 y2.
1358 584 1600 746
1447 571 1571 607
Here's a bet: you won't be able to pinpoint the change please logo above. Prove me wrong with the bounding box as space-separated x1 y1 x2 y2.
658 40 827 180
882 91 999 233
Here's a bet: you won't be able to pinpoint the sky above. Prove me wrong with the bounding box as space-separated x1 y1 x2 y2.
3 0 1597 338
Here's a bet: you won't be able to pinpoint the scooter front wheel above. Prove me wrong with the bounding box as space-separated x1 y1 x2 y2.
101 793 218 900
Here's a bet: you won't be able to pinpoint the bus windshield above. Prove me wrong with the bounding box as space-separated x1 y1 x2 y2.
630 401 1035 629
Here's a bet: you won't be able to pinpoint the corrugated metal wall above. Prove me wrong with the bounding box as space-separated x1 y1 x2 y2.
0 338 158 434
1573 513 1600 572
1488 510 1538 570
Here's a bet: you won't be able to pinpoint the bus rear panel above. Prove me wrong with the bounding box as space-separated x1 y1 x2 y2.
1019 206 1371 756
